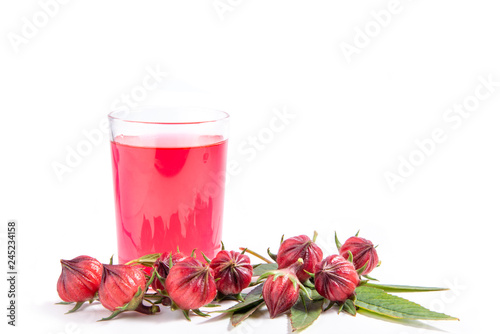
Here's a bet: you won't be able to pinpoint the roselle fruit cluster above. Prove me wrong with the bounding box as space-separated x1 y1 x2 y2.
56 231 458 331
259 231 379 318
57 255 158 318
163 249 253 313
56 248 253 320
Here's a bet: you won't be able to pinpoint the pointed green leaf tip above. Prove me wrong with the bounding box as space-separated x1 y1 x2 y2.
65 301 85 314
168 253 173 268
339 299 357 316
347 250 354 263
355 286 458 321
267 248 277 262
201 251 211 264
182 309 191 321
356 261 369 275
361 282 448 293
192 309 210 317
334 231 342 252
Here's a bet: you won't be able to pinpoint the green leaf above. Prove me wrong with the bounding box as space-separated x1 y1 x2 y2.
362 282 448 293
216 284 264 313
252 263 278 276
357 308 445 331
231 301 265 327
339 299 356 316
355 286 458 320
290 297 324 332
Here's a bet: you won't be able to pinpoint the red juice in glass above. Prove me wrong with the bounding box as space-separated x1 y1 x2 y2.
108 109 229 264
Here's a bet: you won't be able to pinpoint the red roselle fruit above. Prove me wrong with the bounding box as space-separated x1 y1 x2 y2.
276 234 323 282
57 255 103 304
151 251 187 293
260 260 309 318
165 257 217 310
314 255 360 302
339 235 379 276
209 250 253 296
99 264 157 320
263 273 300 318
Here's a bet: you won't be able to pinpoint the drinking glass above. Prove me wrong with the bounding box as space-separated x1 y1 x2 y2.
108 107 229 263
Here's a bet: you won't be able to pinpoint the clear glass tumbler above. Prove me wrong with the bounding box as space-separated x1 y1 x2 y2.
108 107 229 263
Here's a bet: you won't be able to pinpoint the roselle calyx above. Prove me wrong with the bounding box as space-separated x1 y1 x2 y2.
165 257 217 312
209 250 253 296
57 255 103 312
314 255 360 303
151 251 187 293
98 264 159 320
337 232 380 276
259 259 310 318
276 233 323 282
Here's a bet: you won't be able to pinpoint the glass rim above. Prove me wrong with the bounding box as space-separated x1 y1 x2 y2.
108 106 230 125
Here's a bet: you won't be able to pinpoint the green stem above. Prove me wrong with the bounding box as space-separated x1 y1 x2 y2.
239 247 272 264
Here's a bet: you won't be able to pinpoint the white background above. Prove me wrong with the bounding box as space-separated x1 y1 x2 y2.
1 1 499 333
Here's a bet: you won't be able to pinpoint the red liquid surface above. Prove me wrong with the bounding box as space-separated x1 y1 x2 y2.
111 135 227 263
